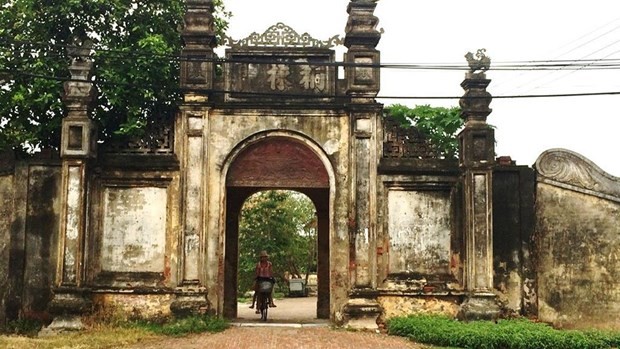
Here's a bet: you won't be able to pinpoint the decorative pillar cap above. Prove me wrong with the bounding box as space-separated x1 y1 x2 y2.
344 0 381 48
460 49 492 123
63 38 96 112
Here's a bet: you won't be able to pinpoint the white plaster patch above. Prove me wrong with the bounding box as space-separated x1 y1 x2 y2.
101 187 167 273
387 190 452 274
65 166 82 240
322 139 340 155
356 119 371 133
188 115 204 131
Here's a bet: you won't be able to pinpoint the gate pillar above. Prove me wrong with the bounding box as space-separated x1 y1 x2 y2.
171 0 216 316
342 0 383 329
456 50 500 320
44 39 97 333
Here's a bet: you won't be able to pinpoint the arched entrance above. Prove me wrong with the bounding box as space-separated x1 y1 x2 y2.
223 135 331 320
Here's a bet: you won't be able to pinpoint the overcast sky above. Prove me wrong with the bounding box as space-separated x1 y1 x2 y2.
220 0 620 176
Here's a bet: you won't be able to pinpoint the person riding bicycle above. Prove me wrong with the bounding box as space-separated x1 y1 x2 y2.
249 250 276 313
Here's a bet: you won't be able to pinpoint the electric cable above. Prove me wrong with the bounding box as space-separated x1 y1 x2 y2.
4 68 620 100
3 39 620 71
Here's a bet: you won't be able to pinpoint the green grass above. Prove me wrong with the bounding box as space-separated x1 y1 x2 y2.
130 314 229 337
387 315 620 349
0 327 161 349
0 314 229 349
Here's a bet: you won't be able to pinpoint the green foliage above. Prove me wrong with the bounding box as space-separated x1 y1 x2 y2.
384 104 463 159
238 190 316 295
131 315 229 337
0 0 229 152
387 315 620 349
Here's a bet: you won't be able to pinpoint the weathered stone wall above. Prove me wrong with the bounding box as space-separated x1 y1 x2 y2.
387 189 452 276
0 154 61 325
377 296 461 321
100 187 168 274
0 152 15 326
91 293 174 320
535 149 620 329
86 159 182 293
375 160 463 320
22 163 61 320
493 165 536 316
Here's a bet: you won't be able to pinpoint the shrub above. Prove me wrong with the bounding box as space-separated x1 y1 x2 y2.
387 315 620 349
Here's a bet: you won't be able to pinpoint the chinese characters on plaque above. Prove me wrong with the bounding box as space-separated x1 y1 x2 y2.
227 54 333 100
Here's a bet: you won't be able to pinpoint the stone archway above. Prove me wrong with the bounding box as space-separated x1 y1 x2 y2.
223 136 331 320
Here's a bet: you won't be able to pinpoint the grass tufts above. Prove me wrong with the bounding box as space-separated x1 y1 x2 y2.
131 314 229 337
387 315 620 349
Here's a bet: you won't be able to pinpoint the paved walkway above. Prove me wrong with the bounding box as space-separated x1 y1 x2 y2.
128 326 423 349
126 297 424 349
236 296 323 323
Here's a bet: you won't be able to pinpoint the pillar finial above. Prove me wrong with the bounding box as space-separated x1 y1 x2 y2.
61 37 97 158
63 38 96 119
460 49 492 124
344 0 381 99
344 0 381 49
180 0 216 92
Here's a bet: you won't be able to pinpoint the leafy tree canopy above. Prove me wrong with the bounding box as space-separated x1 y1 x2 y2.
0 0 229 153
238 190 316 295
384 104 463 159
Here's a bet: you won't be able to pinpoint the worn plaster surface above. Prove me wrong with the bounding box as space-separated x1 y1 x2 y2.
0 173 13 325
536 184 620 329
535 149 620 329
377 296 460 321
387 190 452 275
101 187 167 273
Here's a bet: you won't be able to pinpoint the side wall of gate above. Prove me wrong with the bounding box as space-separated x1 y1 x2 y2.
375 159 464 320
535 149 620 329
493 164 537 316
84 153 182 316
0 151 61 326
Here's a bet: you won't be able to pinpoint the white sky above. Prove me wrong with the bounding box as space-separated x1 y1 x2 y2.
221 0 620 176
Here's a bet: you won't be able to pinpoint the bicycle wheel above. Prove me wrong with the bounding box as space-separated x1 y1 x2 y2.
260 292 268 321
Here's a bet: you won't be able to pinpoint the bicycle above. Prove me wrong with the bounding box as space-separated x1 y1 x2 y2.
256 280 273 321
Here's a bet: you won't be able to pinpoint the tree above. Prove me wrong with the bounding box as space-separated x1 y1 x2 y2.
384 104 463 159
238 190 316 295
0 0 229 152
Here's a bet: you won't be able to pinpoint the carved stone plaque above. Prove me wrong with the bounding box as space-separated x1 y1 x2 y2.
225 50 335 102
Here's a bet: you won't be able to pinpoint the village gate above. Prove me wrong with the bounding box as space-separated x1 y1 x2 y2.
5 0 595 331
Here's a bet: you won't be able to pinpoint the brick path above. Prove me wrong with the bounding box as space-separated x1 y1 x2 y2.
126 297 424 349
128 326 423 349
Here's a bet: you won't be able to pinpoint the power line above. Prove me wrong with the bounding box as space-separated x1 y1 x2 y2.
552 17 620 61
498 18 620 95
4 68 620 100
4 39 620 71
521 42 620 94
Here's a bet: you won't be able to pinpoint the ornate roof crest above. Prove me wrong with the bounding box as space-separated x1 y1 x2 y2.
536 148 620 203
222 22 343 48
465 48 491 73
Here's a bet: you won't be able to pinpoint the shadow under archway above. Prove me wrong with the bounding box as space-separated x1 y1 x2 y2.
223 136 331 320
